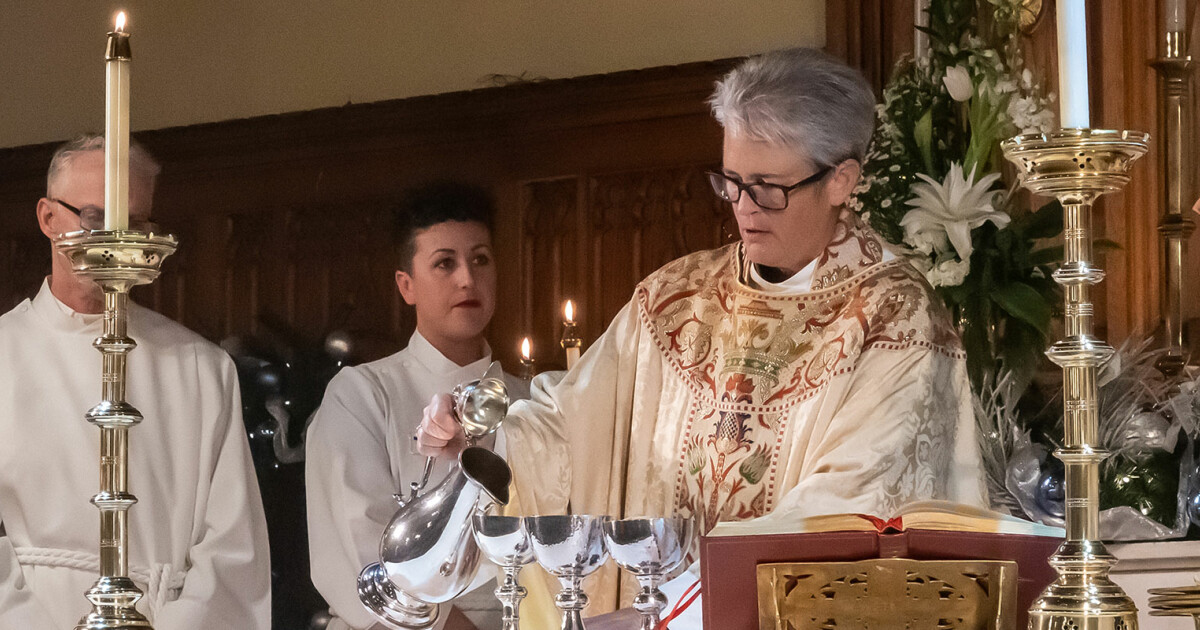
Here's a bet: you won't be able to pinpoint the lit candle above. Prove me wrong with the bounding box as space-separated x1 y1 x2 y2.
561 300 581 371
105 12 132 231
1166 0 1186 32
1056 0 1090 129
519 337 535 380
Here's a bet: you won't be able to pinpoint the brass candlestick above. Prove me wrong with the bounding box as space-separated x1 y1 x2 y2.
56 230 177 630
1002 129 1149 630
1151 27 1195 376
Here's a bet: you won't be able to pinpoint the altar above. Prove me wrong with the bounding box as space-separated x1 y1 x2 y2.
1111 541 1200 630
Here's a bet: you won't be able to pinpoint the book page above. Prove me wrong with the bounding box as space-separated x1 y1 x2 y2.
707 501 1064 538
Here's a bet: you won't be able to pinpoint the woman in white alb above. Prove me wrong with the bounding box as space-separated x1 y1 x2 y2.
306 183 531 630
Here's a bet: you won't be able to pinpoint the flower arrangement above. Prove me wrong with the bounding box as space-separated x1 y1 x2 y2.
851 0 1062 395
854 0 1196 536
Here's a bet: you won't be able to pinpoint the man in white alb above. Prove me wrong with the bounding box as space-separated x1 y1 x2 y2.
0 135 271 628
306 183 530 630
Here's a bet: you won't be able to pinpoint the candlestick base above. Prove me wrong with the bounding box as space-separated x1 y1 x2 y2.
1027 541 1138 630
75 577 152 629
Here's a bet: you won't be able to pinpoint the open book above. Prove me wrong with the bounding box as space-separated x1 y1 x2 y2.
707 500 1064 538
700 500 1065 629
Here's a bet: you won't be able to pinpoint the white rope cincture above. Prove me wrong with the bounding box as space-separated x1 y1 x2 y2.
14 546 185 621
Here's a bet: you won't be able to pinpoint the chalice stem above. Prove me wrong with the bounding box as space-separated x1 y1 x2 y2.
556 575 589 630
633 575 667 630
497 567 526 630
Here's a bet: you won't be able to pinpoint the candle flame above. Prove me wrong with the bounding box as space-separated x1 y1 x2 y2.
564 300 575 324
115 11 126 32
521 337 532 361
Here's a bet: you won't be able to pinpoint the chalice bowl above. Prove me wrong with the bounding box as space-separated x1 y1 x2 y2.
472 511 535 630
524 515 610 630
603 516 693 630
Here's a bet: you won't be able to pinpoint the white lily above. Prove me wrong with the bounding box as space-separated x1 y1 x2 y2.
943 65 973 102
900 163 1009 262
926 258 972 288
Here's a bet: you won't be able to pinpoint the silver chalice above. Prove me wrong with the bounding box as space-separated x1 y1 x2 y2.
472 512 535 630
602 516 693 630
524 515 610 630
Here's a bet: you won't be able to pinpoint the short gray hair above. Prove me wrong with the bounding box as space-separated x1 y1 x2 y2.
709 48 876 166
46 133 161 195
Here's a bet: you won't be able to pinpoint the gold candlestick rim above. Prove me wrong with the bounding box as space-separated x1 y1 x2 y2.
55 230 178 286
1001 129 1150 198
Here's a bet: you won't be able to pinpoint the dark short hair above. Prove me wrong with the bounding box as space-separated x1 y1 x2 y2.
394 182 495 272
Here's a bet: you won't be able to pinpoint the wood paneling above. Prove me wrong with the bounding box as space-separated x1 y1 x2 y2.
0 61 732 371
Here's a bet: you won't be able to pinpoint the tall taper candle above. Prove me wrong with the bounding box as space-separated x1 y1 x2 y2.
1166 0 1186 32
562 300 581 371
519 337 535 381
105 12 131 231
914 0 930 59
1056 0 1090 128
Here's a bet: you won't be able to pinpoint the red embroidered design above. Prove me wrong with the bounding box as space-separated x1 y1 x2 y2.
641 212 962 533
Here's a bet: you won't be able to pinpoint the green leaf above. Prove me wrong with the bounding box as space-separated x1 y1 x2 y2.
914 108 935 174
990 282 1052 335
1029 246 1063 267
998 319 1046 399
1029 238 1121 268
1016 200 1064 240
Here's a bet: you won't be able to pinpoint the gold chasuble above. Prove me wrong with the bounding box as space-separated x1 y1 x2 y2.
504 211 987 615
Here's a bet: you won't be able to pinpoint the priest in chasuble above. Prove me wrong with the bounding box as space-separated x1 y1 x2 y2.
0 135 271 628
418 48 987 622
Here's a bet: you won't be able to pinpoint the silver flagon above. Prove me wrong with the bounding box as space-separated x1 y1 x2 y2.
358 368 512 629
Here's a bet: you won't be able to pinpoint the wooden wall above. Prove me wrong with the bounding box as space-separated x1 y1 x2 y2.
2 0 1191 364
0 61 734 370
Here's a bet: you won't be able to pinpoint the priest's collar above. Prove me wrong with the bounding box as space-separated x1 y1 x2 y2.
736 210 891 295
31 278 104 331
406 330 493 377
747 259 817 294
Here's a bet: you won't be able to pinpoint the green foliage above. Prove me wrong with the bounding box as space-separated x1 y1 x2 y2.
851 0 1058 396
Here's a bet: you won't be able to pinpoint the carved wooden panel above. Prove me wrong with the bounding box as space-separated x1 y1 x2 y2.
514 165 734 368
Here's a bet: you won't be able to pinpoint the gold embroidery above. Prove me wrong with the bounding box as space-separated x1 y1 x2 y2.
639 211 963 531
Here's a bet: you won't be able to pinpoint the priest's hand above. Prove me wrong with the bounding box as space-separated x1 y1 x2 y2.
417 393 467 458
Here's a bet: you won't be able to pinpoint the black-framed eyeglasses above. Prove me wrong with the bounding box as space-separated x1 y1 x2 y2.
49 197 160 233
706 166 834 210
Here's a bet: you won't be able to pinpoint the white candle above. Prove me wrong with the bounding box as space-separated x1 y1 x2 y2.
562 300 580 371
565 347 579 371
105 12 131 231
1056 0 1090 129
519 337 535 379
914 0 930 59
1166 0 1186 32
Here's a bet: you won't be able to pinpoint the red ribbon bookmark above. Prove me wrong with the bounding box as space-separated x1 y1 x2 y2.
656 578 702 630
